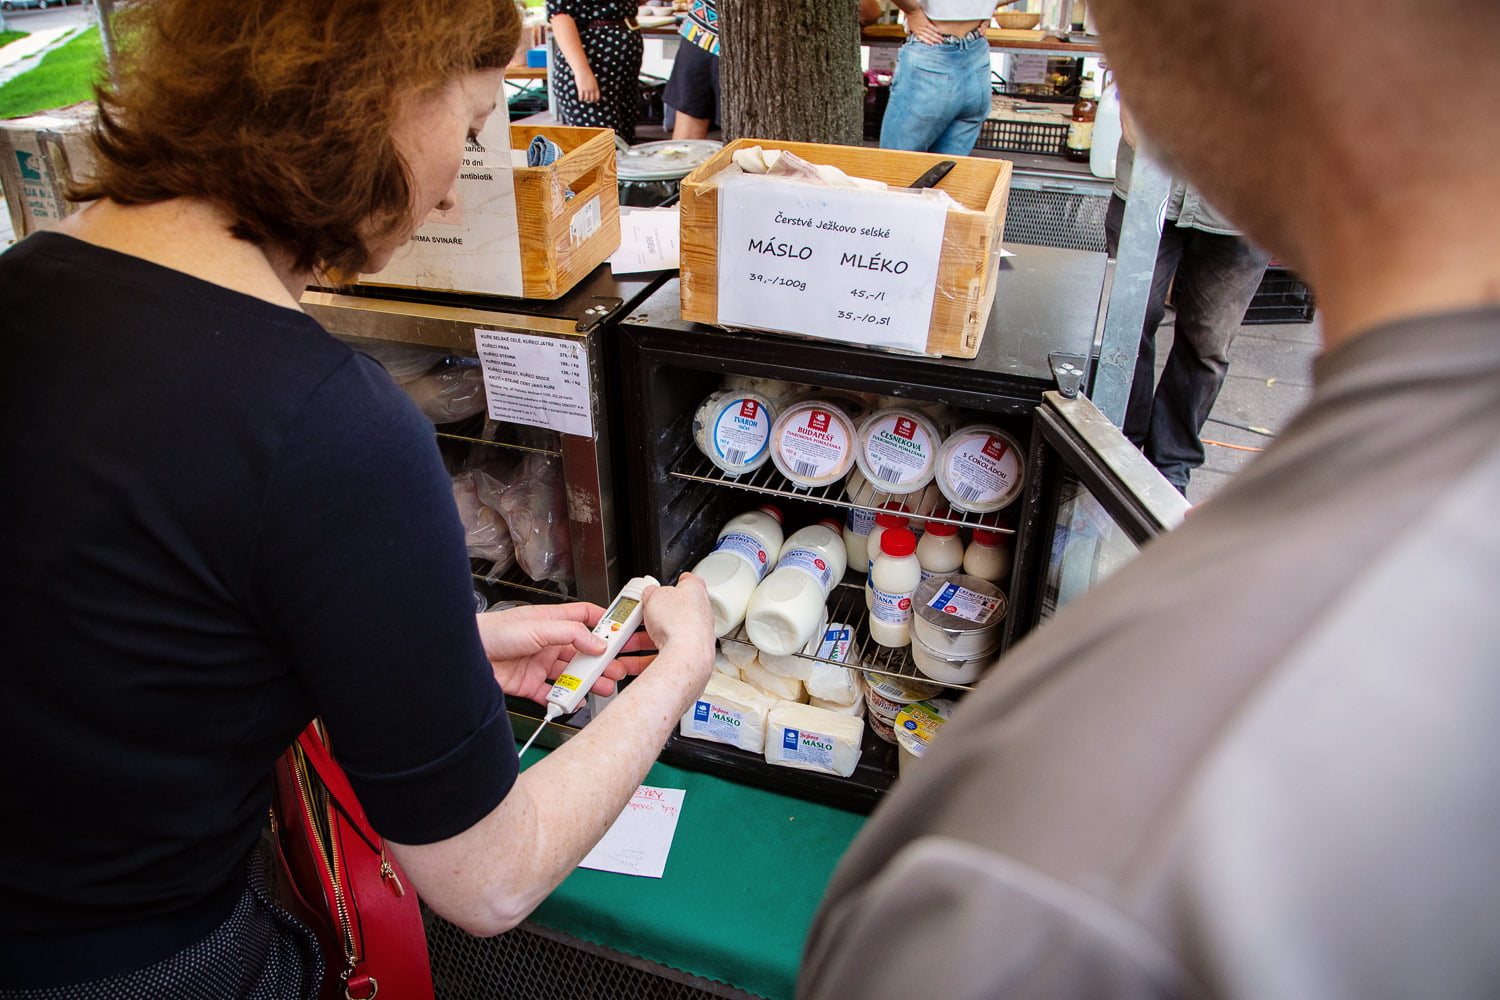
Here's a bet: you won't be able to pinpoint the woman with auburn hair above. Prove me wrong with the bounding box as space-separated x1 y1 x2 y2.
0 0 715 996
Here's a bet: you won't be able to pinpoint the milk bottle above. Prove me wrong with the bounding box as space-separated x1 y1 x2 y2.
744 519 847 656
915 519 964 583
692 505 785 636
868 527 920 647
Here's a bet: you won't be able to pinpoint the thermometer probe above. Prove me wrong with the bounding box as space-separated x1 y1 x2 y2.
516 575 658 757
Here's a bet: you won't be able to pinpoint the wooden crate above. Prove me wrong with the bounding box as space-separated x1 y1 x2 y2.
510 124 621 299
678 139 1011 358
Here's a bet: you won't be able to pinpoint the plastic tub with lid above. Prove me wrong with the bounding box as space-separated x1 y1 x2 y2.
770 399 859 489
855 406 943 495
935 424 1026 514
911 574 1008 657
617 138 723 207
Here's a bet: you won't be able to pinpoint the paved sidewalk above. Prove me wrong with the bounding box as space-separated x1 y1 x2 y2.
0 26 78 86
1156 311 1321 507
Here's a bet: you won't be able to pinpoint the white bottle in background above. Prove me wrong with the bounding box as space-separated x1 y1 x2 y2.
1090 78 1123 180
963 528 1013 584
865 509 910 607
691 505 785 636
744 519 848 656
844 506 872 579
868 527 920 648
915 520 964 583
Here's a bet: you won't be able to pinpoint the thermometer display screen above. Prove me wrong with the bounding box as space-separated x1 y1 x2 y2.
603 596 640 626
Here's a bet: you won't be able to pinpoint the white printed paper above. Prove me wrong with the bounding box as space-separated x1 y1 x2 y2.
578 785 686 879
610 207 681 273
715 174 947 354
363 83 524 296
474 328 593 438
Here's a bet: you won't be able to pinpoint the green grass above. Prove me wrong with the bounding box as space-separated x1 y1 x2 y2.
0 26 106 119
0 30 28 50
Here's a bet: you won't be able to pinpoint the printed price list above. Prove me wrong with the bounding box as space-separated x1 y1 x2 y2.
474 328 594 438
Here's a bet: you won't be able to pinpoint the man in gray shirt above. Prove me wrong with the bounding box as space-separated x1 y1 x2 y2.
799 1 1500 997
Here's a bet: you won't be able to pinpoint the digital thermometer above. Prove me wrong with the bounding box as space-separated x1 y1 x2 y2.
516 575 658 756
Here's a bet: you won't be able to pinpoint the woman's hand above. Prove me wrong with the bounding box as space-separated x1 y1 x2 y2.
476 602 655 704
905 9 944 44
573 67 601 103
639 573 715 687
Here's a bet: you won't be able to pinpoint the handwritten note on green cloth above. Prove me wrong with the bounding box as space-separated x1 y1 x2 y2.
521 749 866 1000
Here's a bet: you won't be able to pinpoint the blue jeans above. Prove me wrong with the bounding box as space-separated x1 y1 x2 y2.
1105 194 1271 491
879 33 992 156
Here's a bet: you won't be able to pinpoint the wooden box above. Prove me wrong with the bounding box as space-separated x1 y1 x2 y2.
678 138 1011 358
509 124 620 299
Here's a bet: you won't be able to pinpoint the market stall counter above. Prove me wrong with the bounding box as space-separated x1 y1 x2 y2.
422 751 867 1000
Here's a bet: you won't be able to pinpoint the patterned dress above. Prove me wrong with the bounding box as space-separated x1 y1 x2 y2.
547 0 644 142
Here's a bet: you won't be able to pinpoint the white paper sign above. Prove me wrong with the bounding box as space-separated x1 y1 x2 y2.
715 174 947 354
610 207 681 273
474 328 593 438
578 785 686 879
362 83 524 297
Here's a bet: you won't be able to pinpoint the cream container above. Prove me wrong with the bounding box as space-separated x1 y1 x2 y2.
867 710 898 744
863 689 903 726
909 631 997 685
862 670 943 705
770 399 858 489
894 698 956 776
912 574 1008 659
862 670 942 723
935 425 1026 514
855 407 942 494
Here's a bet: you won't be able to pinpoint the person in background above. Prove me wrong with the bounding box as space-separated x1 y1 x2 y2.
878 0 994 155
799 0 1500 996
1106 129 1272 494
547 0 644 142
663 0 718 140
0 1 714 995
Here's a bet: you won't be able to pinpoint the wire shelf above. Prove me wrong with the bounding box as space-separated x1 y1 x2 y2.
718 580 979 695
471 558 571 601
668 450 1018 534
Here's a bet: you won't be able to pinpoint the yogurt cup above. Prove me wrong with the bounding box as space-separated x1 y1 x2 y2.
912 574 1008 658
867 710 898 744
861 670 943 705
894 698 956 775
863 685 905 725
935 424 1026 514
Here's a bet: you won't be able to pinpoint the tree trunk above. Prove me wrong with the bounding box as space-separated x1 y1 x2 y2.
718 0 866 146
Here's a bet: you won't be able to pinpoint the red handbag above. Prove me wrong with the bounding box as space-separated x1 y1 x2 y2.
271 721 434 1000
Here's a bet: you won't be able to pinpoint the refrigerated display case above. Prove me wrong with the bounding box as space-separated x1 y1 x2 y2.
300 264 669 610
615 243 1186 811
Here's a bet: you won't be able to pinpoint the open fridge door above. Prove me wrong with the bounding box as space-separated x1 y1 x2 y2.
1006 390 1191 639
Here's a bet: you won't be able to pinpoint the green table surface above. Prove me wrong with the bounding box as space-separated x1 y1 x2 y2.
520 748 867 1000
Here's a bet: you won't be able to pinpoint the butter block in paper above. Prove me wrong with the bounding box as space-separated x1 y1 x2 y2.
680 673 775 753
764 703 865 777
741 656 806 703
712 650 741 680
803 624 860 704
